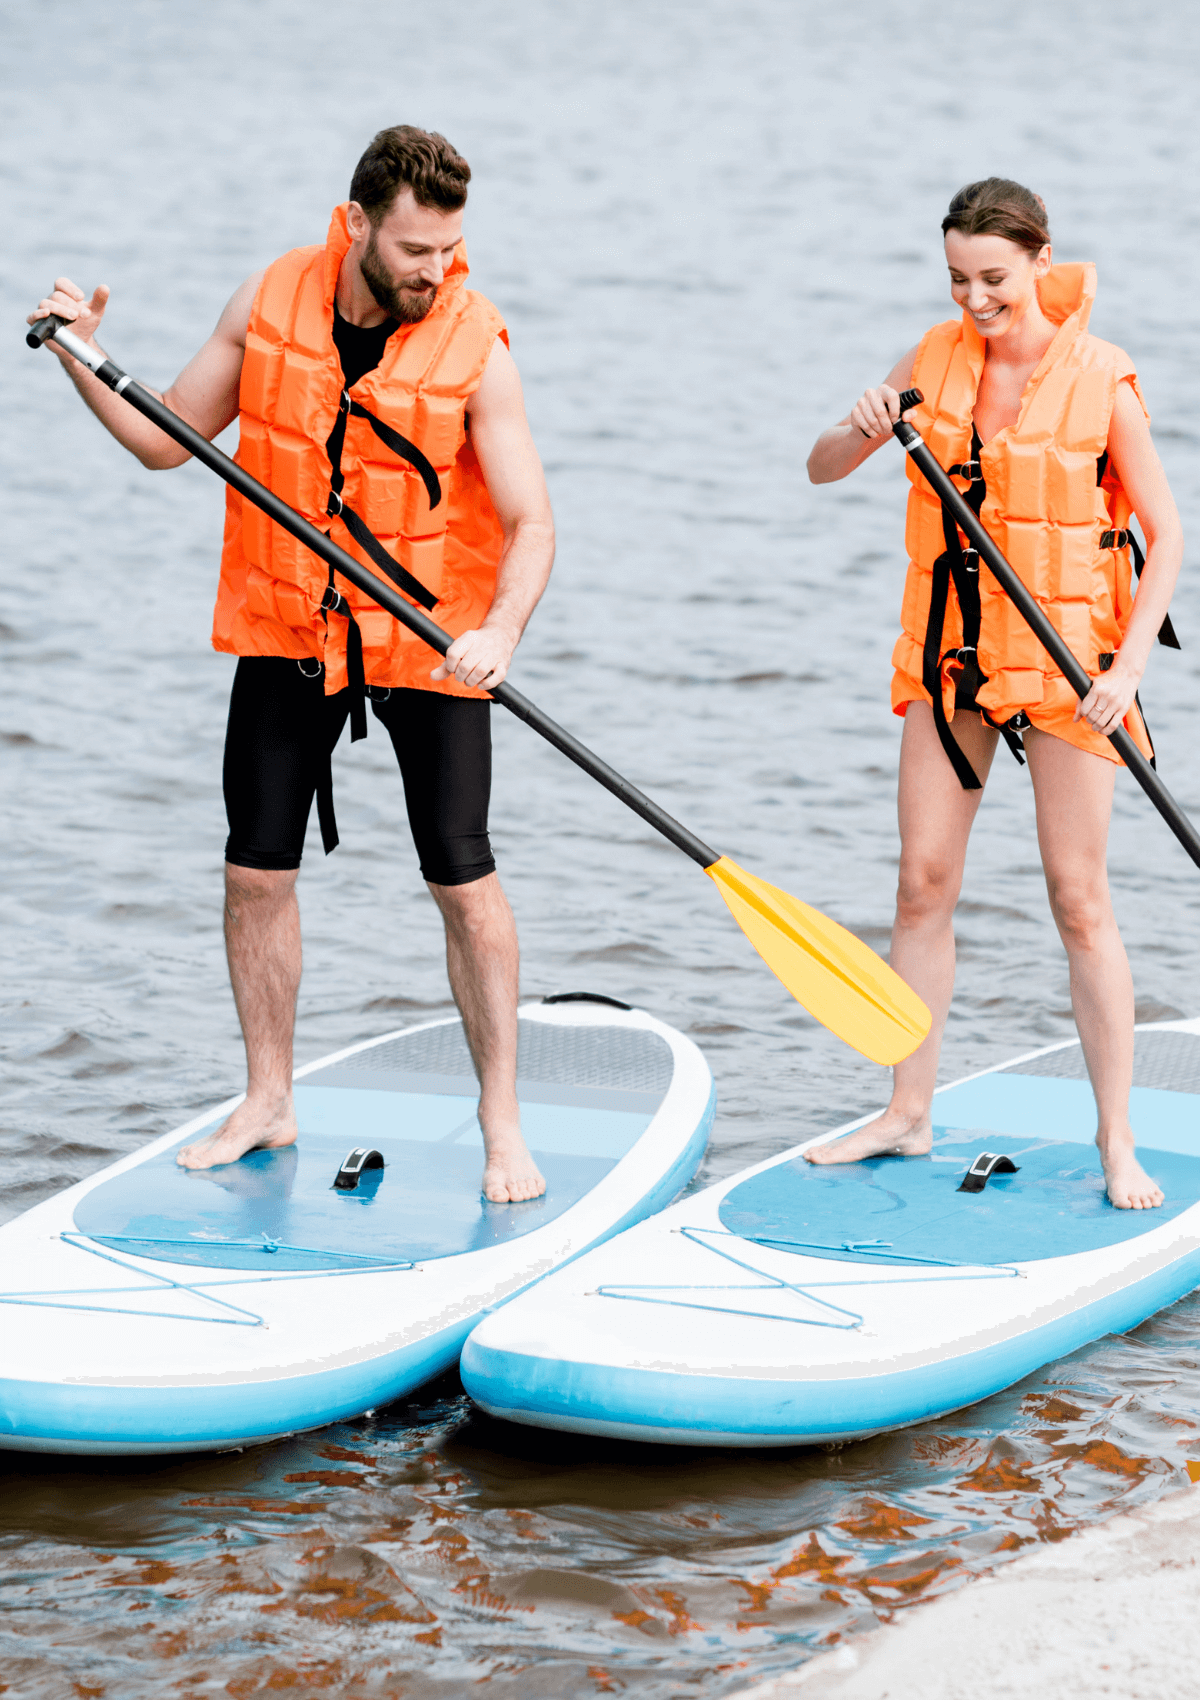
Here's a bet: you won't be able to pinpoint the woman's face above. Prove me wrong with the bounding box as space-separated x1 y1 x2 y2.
944 229 1051 339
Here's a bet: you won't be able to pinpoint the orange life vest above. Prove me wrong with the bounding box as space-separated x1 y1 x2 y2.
892 263 1170 769
212 204 507 698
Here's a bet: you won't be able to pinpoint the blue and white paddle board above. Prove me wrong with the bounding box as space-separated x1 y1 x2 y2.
461 1018 1200 1446
0 997 713 1455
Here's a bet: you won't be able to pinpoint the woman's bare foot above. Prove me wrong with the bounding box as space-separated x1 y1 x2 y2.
805 1107 933 1166
1097 1130 1164 1210
176 1093 298 1170
481 1116 546 1203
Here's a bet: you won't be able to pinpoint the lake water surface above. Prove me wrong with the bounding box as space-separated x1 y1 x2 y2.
4 3 1200 1694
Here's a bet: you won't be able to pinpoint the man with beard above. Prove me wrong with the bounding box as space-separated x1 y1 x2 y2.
29 126 555 1202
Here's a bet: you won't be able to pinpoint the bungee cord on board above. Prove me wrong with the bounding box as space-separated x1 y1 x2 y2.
593 1224 1023 1332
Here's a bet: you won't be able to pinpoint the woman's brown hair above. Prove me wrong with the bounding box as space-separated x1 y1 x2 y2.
942 178 1050 255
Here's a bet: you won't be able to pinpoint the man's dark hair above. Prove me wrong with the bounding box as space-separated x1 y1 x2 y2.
349 125 471 224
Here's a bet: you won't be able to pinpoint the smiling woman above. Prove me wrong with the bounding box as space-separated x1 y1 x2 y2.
804 175 1185 1214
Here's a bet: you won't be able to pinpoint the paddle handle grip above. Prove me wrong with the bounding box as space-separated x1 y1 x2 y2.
893 400 1200 869
26 313 66 349
28 322 721 872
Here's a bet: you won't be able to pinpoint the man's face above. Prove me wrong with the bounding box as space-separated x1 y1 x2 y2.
350 189 464 323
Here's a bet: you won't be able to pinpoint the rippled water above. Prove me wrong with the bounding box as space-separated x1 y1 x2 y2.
4 1 1200 1694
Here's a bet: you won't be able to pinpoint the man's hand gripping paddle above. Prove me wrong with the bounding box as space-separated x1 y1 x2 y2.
26 316 931 1065
891 388 1200 868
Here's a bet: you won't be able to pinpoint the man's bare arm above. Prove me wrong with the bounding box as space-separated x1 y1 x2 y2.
432 337 556 690
27 272 262 470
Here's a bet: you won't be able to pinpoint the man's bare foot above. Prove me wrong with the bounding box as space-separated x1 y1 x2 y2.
176 1093 298 1171
481 1118 546 1203
805 1108 933 1167
1097 1131 1164 1210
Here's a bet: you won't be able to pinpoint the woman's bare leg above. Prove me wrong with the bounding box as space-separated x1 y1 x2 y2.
808 702 999 1164
1024 729 1162 1209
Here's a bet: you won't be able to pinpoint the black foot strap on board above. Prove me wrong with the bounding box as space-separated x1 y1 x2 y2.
333 1147 385 1191
958 1152 1021 1194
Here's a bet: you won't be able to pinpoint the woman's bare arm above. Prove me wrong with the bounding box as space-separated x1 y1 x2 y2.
806 347 920 484
1074 381 1184 736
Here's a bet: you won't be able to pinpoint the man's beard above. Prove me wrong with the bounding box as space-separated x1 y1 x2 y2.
360 229 439 324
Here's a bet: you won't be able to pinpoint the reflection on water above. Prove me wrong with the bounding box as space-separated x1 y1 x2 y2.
4 0 1200 1693
3 1291 1199 1696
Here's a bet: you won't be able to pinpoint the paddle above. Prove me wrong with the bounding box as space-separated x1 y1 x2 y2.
26 314 931 1064
891 389 1200 869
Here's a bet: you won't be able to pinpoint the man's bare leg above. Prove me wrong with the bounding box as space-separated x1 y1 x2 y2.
177 865 301 1169
1025 730 1162 1210
429 873 545 1203
807 703 999 1166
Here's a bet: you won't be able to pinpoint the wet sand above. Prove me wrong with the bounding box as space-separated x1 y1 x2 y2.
739 1484 1200 1700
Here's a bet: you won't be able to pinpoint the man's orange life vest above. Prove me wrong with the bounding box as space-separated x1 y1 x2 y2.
892 262 1170 770
212 204 507 697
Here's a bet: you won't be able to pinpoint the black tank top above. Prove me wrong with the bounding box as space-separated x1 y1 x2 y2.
332 302 397 391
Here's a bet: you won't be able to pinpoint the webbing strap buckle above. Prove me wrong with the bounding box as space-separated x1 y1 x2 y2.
326 489 344 518
1100 528 1130 550
949 459 983 482
320 585 348 616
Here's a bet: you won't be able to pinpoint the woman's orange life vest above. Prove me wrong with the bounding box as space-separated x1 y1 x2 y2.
212 204 508 697
892 262 1158 766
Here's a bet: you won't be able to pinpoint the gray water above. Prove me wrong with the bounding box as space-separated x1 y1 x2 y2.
3 2 1200 1695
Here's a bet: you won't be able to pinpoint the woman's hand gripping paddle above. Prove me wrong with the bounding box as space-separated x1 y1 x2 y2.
26 317 932 1065
891 390 1200 869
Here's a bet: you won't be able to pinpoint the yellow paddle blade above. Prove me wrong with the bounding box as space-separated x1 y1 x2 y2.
705 856 930 1065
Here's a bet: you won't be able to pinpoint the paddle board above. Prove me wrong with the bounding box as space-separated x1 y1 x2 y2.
0 997 714 1455
461 1018 1200 1446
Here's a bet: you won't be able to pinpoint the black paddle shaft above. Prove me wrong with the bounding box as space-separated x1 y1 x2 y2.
28 320 720 869
891 398 1200 869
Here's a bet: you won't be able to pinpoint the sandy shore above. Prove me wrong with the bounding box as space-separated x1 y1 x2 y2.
734 1485 1200 1700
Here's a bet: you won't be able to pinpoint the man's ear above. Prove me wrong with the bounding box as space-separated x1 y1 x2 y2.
346 201 370 241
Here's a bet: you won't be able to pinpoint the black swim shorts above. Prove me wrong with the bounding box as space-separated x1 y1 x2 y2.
222 657 496 886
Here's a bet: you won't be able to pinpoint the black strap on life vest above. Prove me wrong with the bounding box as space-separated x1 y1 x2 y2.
1095 450 1180 650
922 433 1027 789
924 440 1181 795
325 389 442 611
1097 651 1158 770
1098 528 1181 650
296 652 343 855
309 390 444 853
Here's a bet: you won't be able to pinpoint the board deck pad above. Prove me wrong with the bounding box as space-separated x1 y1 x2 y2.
719 1135 1200 1266
721 1029 1200 1266
74 1018 674 1272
